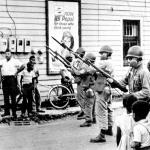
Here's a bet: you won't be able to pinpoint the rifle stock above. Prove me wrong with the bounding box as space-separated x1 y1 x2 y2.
51 36 128 92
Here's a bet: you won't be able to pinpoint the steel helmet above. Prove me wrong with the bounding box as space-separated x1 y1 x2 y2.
84 53 96 62
126 45 143 58
99 45 113 54
76 47 85 55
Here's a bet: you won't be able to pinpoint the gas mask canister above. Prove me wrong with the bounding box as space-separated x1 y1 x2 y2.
100 55 107 60
129 59 138 68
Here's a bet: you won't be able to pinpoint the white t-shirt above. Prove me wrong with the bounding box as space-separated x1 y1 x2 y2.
116 112 134 135
0 57 22 76
22 69 36 84
115 111 135 150
25 63 39 77
133 119 150 148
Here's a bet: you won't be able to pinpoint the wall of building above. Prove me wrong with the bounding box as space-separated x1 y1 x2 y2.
0 0 150 105
81 0 150 78
0 0 61 105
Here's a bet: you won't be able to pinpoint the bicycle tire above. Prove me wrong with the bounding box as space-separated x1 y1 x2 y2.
48 85 71 109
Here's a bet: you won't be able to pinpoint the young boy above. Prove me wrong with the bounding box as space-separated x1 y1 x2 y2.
20 62 36 117
116 94 137 150
131 100 150 150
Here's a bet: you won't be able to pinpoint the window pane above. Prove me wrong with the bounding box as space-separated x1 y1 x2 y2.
123 20 140 66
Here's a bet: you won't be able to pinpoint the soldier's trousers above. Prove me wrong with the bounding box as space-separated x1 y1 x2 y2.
108 102 113 127
95 92 108 130
83 89 95 122
76 84 85 112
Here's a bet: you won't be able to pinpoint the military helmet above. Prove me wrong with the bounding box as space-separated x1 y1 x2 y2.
126 45 143 58
84 53 96 62
76 47 85 55
99 45 113 54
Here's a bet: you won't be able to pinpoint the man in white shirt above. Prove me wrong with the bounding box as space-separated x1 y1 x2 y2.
0 49 22 118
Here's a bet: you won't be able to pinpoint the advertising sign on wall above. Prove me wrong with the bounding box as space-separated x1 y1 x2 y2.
47 0 80 74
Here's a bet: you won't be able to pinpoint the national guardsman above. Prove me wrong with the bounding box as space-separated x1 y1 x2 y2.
90 45 114 143
78 53 96 127
70 47 86 120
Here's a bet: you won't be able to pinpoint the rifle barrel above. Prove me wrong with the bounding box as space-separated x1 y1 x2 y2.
46 46 70 65
48 47 71 68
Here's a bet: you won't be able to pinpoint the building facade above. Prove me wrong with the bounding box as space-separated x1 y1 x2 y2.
0 0 150 104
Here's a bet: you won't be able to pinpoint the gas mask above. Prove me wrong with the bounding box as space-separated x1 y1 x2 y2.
129 59 138 68
100 55 107 60
100 52 108 60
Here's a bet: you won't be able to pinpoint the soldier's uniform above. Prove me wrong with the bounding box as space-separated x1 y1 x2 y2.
71 47 86 119
90 45 113 143
78 53 96 127
120 46 150 101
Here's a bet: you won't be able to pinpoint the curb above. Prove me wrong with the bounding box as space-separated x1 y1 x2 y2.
39 101 123 118
0 101 123 125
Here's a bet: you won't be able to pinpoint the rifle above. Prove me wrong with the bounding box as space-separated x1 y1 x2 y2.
46 46 71 68
51 36 128 92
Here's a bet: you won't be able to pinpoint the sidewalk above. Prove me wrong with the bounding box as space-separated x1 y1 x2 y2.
0 101 123 125
38 101 123 117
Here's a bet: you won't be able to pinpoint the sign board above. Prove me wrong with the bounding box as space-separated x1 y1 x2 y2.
46 0 80 74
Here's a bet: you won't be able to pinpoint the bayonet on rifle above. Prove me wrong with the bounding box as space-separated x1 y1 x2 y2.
46 46 71 68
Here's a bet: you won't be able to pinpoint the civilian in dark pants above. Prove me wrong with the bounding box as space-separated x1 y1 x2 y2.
20 62 36 117
2 76 18 117
21 84 34 116
17 55 44 113
0 49 22 118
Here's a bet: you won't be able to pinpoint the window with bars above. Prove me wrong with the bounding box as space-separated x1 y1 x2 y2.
123 20 140 66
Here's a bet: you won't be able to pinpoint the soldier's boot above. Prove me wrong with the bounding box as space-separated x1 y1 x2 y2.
80 120 92 127
105 126 113 136
90 130 106 143
77 111 84 117
77 111 85 120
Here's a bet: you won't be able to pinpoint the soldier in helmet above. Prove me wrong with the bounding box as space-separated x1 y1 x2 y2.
70 47 86 119
90 45 114 143
77 52 96 127
119 45 150 101
60 54 74 94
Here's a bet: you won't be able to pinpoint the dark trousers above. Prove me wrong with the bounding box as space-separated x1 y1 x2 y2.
35 87 41 110
2 76 18 116
22 84 34 114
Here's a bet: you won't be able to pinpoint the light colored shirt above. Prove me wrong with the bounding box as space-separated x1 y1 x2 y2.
133 119 150 148
115 112 134 150
22 69 36 84
0 57 22 76
24 63 39 77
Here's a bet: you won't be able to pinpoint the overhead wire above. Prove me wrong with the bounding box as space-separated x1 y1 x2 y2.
5 0 16 37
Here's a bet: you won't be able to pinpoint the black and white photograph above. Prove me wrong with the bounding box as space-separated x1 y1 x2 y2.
0 0 150 150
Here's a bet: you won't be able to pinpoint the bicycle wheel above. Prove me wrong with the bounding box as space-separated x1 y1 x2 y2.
48 85 71 109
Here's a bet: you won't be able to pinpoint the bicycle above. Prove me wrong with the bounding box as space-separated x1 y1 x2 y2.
48 80 76 109
16 80 77 110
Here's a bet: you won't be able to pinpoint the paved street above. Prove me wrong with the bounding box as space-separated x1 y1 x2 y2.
0 107 123 150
